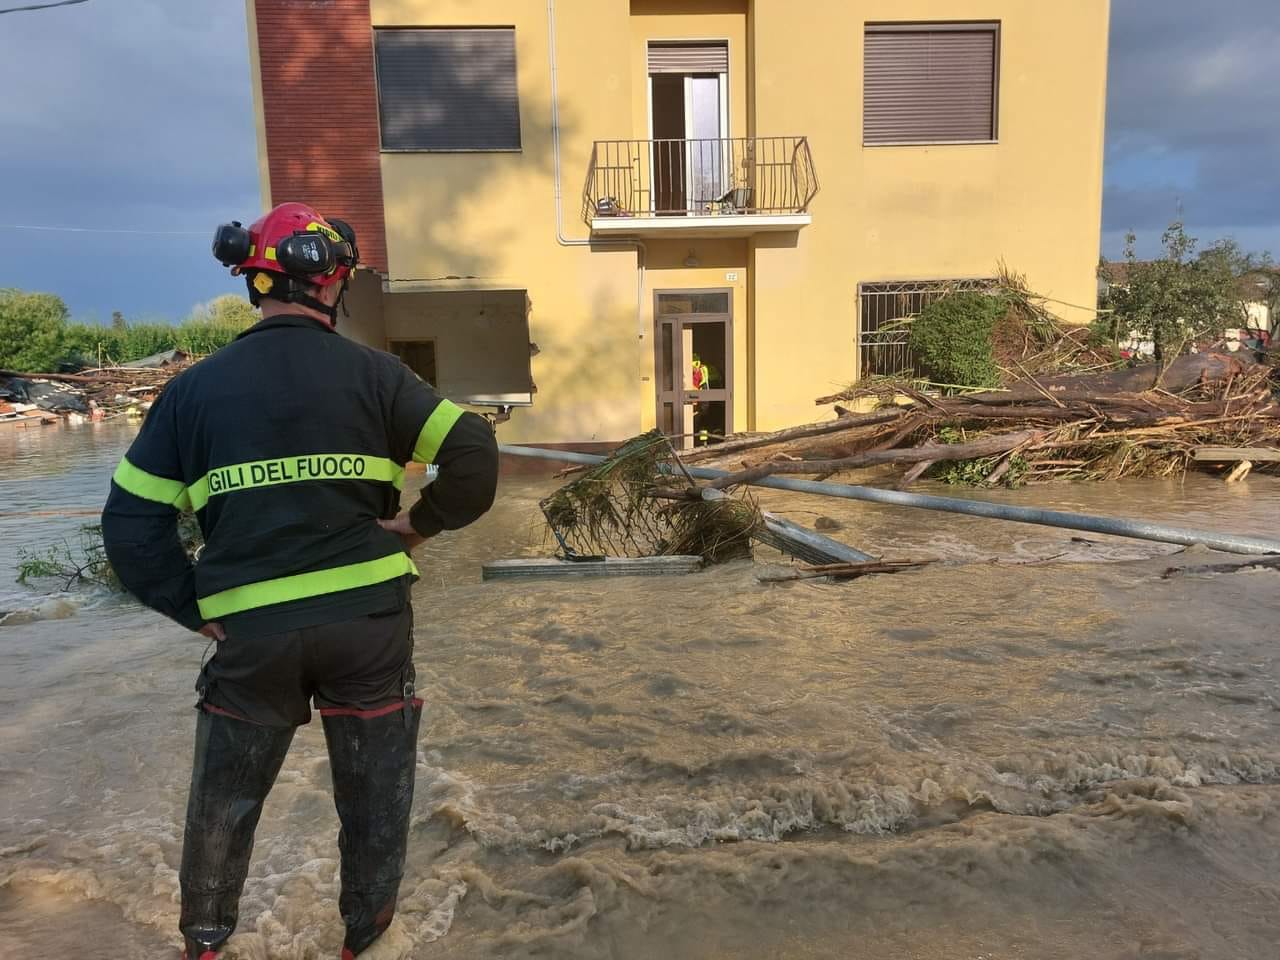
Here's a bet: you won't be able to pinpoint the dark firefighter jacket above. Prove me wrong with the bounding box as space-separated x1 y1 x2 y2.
101 314 499 636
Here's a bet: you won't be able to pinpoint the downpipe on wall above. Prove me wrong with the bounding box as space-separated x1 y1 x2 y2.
497 443 1280 558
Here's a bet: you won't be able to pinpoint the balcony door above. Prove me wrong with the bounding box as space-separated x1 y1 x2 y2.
648 42 728 214
654 289 733 448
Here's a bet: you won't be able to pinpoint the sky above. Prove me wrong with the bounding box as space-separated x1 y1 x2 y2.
0 0 1276 322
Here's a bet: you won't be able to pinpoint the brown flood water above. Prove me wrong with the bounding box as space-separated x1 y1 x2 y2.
2 421 1279 959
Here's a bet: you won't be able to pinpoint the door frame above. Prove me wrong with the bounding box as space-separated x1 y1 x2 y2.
646 38 731 214
653 287 734 444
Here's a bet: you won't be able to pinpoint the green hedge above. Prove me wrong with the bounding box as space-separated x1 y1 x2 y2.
908 292 1007 388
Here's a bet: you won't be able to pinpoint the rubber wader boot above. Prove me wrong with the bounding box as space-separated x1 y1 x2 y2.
179 709 295 958
322 700 422 958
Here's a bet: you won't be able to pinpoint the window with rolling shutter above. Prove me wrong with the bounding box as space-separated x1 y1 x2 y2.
647 42 729 75
374 28 521 151
863 23 999 145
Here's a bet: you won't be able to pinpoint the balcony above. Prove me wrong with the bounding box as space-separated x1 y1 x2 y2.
582 136 818 238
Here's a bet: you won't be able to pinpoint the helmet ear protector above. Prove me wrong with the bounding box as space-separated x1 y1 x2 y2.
275 228 358 279
212 221 251 267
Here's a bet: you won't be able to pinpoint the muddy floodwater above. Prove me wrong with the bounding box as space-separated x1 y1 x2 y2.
3 422 1280 959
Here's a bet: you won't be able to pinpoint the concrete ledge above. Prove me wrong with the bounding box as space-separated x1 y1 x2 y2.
589 214 811 238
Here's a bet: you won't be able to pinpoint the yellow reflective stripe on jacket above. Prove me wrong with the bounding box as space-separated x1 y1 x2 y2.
112 457 192 511
186 454 406 511
412 400 465 464
196 552 418 620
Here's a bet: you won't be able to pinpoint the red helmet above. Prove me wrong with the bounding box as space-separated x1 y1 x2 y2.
212 202 359 316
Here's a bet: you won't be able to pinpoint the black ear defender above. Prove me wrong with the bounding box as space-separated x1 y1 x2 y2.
276 232 338 276
212 221 251 267
275 229 359 278
326 217 360 262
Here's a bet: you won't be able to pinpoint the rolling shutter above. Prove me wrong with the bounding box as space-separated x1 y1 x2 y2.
864 24 998 144
647 42 728 75
374 28 521 151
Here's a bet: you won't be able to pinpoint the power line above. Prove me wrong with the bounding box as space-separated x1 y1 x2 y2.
1 223 206 237
0 0 91 15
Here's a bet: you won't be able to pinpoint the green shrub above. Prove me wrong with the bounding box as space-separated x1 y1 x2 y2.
908 292 1007 388
0 289 70 371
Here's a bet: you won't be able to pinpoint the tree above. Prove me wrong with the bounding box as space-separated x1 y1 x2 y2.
1100 222 1250 363
0 288 70 372
111 310 127 331
189 293 258 328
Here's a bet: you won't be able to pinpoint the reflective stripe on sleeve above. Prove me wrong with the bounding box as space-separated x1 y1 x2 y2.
412 400 465 465
112 457 192 511
196 552 418 620
186 454 406 511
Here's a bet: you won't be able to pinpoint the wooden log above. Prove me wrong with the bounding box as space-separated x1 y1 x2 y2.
482 556 704 581
1193 446 1280 463
956 354 1254 407
707 430 1043 490
897 459 936 489
679 409 906 464
0 368 105 384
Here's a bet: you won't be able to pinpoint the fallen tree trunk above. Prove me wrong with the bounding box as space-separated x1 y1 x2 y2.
707 429 1043 489
957 354 1252 407
678 408 905 463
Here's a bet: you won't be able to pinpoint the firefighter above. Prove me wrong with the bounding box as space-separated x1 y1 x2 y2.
691 353 712 445
100 202 499 959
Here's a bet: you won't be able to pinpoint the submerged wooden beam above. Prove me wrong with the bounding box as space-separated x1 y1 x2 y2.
755 513 875 564
482 556 704 581
693 485 875 564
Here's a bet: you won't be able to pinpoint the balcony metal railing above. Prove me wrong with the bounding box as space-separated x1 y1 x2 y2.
583 136 818 224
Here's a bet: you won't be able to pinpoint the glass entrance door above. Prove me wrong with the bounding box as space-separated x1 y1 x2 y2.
654 290 733 448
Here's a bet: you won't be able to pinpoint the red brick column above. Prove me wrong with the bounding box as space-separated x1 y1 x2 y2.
254 0 388 273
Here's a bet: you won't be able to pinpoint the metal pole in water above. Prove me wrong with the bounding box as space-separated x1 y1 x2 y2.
499 443 1280 557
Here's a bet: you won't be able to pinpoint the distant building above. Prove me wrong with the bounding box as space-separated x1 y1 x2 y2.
246 0 1110 447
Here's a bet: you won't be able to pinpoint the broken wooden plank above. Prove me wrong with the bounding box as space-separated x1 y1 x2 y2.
1225 460 1254 483
755 512 874 564
482 556 703 581
1163 555 1280 578
757 558 934 583
1192 446 1280 463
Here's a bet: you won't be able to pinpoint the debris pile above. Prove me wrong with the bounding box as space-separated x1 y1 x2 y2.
540 431 760 563
0 354 190 427
687 353 1280 488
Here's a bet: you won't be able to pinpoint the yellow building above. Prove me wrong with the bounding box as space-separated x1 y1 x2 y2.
248 0 1110 448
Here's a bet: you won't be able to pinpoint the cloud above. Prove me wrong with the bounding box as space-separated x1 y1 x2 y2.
0 0 1276 312
0 0 260 318
1103 0 1280 256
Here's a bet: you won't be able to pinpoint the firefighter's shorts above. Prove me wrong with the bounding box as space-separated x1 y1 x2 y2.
196 604 415 728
